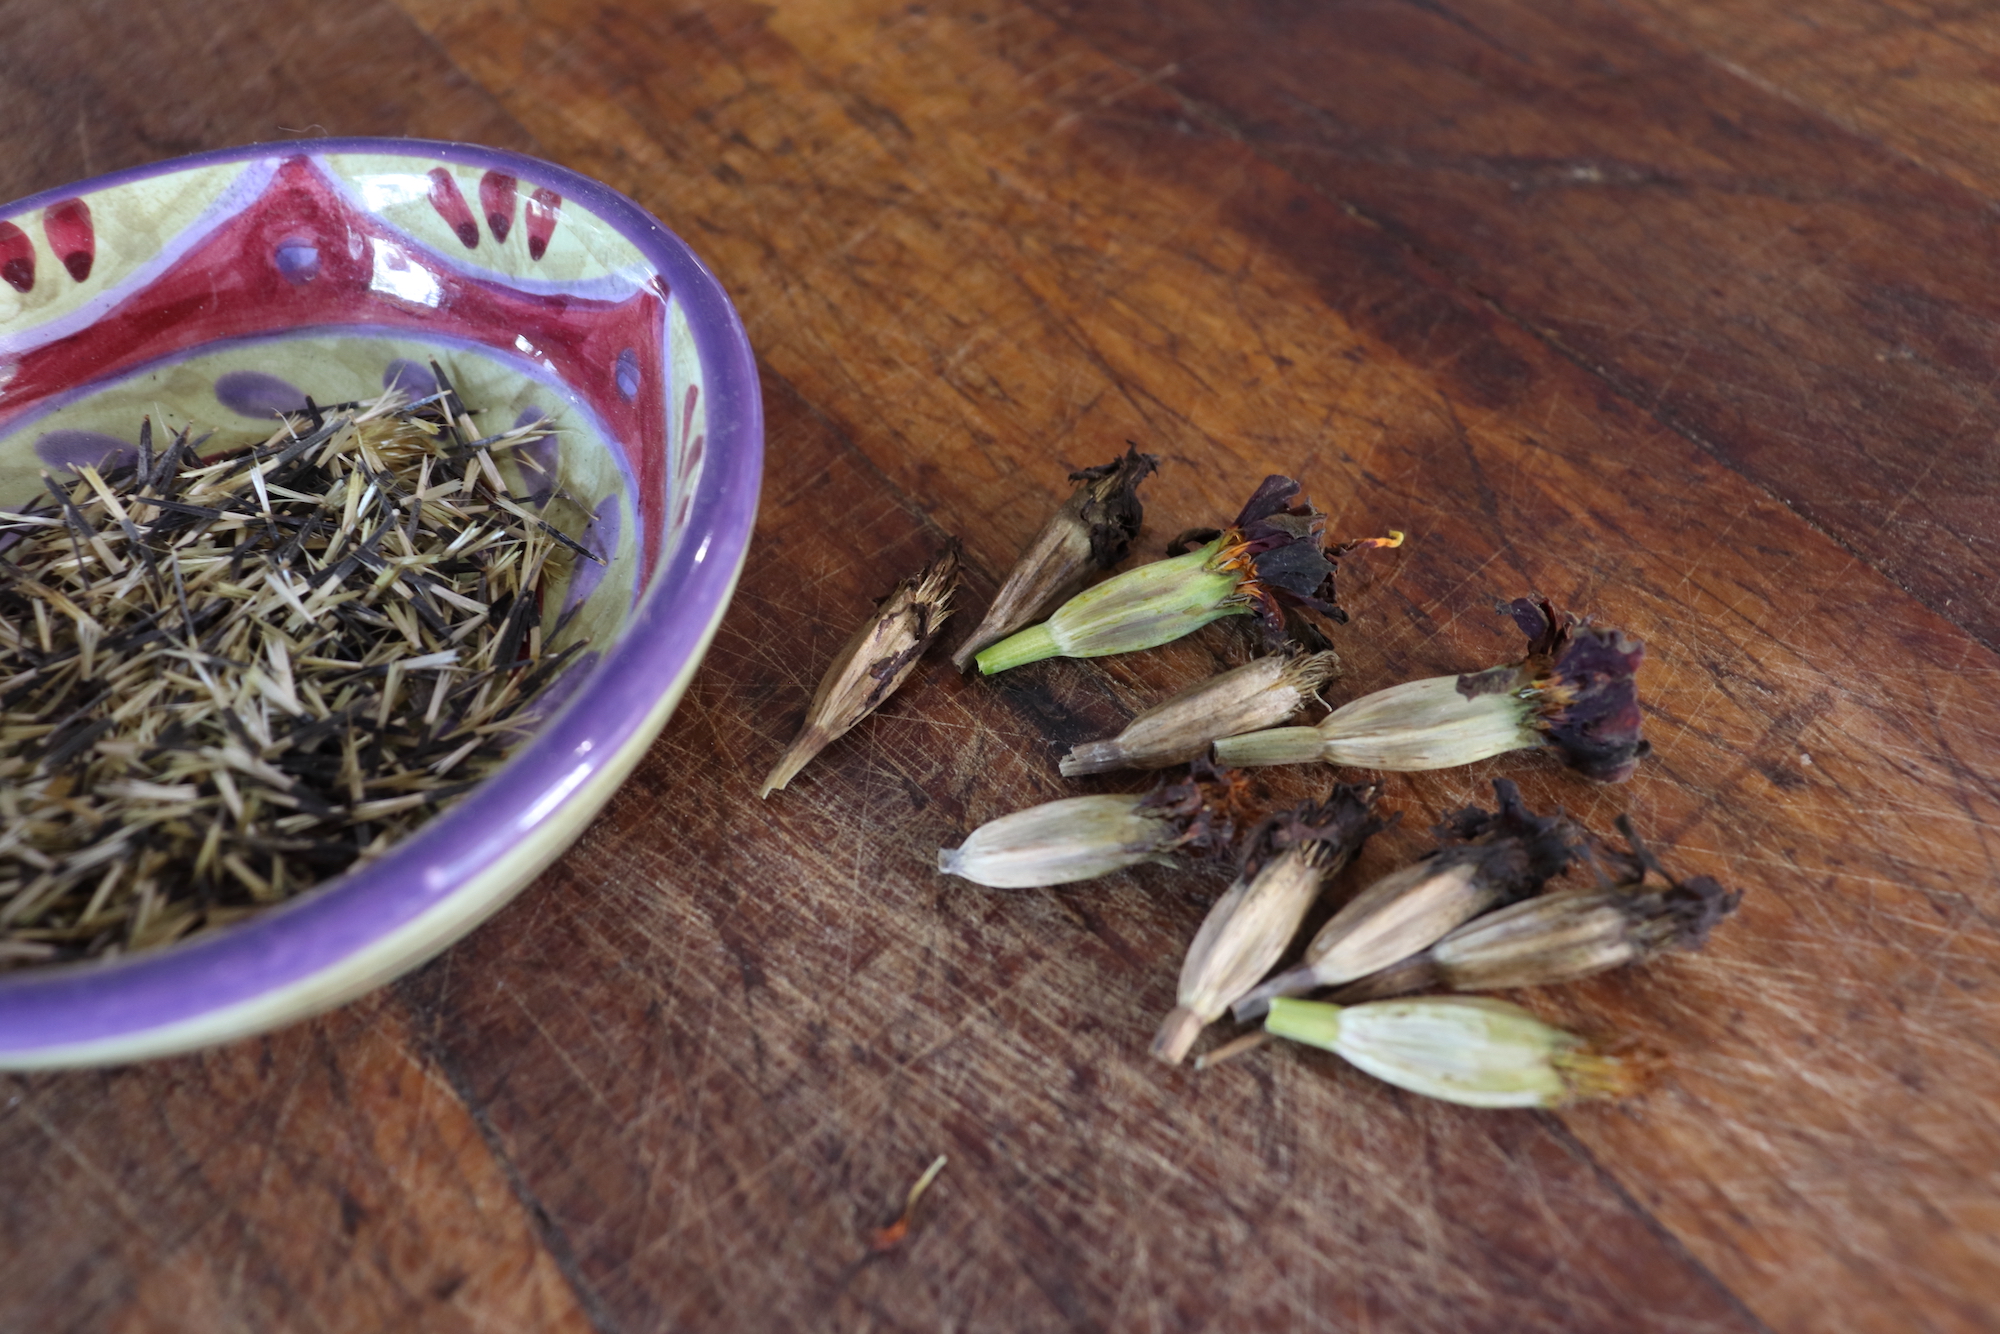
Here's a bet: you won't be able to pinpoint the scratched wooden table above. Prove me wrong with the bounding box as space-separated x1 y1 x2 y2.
3 1 1997 1330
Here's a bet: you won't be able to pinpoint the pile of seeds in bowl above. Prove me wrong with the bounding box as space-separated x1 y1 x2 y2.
0 370 594 968
767 455 1741 1109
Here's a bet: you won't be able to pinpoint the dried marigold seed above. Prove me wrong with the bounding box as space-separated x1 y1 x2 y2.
1061 649 1338 776
952 446 1158 672
975 476 1399 674
1263 996 1644 1109
938 761 1249 888
1152 784 1387 1065
761 543 961 798
1212 594 1647 782
1331 812 1742 1001
1232 779 1576 1019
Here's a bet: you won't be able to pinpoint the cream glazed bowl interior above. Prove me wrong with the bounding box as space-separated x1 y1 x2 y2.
0 139 762 1067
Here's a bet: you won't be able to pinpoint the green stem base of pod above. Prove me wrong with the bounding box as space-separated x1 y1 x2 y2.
975 622 1059 675
1212 725 1327 766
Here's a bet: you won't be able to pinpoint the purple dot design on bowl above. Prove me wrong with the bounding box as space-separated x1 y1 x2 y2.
514 406 559 504
215 370 309 418
561 496 621 617
35 430 136 474
614 347 641 402
274 237 320 284
383 359 439 398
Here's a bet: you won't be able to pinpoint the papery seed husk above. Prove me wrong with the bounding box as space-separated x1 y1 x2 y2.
938 762 1248 889
1154 845 1331 1065
1213 675 1539 770
951 447 1158 672
761 543 960 797
1264 996 1634 1109
1233 779 1576 1019
1062 651 1338 776
1154 783 1386 1065
1237 860 1486 1017
1329 892 1636 1001
936 793 1171 888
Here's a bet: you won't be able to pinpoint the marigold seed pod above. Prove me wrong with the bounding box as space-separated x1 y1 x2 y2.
761 544 960 797
1263 995 1641 1108
1061 650 1339 776
936 794 1175 888
1232 779 1576 1019
1331 813 1742 1001
1153 785 1387 1065
938 762 1249 888
952 447 1158 672
1212 595 1648 782
976 476 1399 674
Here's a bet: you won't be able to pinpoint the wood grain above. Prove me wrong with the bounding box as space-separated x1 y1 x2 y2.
3 0 1999 1330
1031 0 2000 654
0 994 595 1334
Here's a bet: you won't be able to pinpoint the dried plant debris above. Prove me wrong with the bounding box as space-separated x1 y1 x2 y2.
937 760 1250 889
761 543 961 798
1152 784 1388 1065
1213 594 1648 782
867 1154 949 1253
974 475 1401 674
0 380 590 968
1262 995 1645 1109
1331 814 1741 1002
1232 779 1579 1019
1060 649 1338 777
951 447 1157 672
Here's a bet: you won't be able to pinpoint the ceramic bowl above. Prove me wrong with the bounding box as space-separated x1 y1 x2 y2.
0 139 761 1067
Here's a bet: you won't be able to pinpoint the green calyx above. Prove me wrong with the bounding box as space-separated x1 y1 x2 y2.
1264 997 1346 1049
977 540 1243 675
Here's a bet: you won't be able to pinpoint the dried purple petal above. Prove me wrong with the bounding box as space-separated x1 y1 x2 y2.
1469 596 1649 782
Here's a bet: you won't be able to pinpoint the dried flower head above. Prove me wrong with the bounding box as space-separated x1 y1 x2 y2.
1212 594 1647 782
1153 785 1388 1065
937 761 1249 888
1232 779 1577 1019
974 476 1400 674
951 447 1158 672
1462 596 1649 783
1263 996 1645 1108
1061 649 1339 776
761 543 961 797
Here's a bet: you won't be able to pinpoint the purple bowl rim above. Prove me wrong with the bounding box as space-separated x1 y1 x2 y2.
0 137 764 1052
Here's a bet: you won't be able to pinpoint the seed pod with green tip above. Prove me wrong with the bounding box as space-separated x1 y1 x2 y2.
1060 650 1339 776
1231 779 1576 1020
975 476 1400 674
951 446 1158 673
937 763 1247 888
1332 818 1740 1001
1213 596 1649 782
761 543 961 797
1153 785 1389 1065
1263 996 1642 1108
